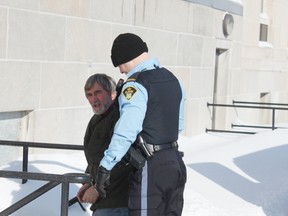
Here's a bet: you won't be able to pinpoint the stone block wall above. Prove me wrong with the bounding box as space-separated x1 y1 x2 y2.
0 0 288 164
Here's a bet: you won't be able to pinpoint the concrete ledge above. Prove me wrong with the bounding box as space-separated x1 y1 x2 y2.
184 0 243 16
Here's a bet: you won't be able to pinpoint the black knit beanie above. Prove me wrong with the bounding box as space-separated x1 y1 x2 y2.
111 33 148 67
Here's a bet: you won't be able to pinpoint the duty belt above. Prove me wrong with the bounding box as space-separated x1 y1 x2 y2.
145 141 178 153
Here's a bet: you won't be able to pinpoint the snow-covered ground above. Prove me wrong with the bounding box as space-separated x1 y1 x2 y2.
1 128 288 216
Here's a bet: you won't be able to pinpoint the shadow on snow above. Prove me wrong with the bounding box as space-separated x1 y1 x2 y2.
189 144 288 216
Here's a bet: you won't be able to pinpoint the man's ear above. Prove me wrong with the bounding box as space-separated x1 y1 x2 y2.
111 91 117 100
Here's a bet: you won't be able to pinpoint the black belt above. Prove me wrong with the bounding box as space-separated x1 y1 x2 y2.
145 141 178 153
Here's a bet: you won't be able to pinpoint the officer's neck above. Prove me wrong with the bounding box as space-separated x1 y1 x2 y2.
121 52 149 75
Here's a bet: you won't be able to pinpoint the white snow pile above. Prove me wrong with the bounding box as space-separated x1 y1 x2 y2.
1 129 288 216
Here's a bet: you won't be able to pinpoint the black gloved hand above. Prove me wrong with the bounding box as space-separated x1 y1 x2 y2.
95 166 111 199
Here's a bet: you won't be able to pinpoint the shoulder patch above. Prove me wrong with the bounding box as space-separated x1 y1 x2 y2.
123 86 137 100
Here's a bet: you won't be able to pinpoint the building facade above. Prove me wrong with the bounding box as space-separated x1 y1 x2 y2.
0 0 288 165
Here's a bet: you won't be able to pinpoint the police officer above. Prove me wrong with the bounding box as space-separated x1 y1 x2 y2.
95 33 187 216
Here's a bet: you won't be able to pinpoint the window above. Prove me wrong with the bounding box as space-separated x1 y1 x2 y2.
259 24 268 42
259 0 272 46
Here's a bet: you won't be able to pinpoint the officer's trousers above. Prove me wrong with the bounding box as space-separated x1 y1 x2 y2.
128 148 187 216
92 207 128 216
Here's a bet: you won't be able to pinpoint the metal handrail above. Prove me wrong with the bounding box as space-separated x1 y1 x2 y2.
0 140 84 150
233 100 288 107
0 171 91 216
0 140 84 183
0 140 88 216
207 102 288 110
231 124 276 130
205 128 256 134
206 101 288 133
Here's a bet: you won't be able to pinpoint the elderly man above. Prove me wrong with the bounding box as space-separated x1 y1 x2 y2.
77 73 131 216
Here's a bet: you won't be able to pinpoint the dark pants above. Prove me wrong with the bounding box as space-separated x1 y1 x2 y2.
128 148 187 216
92 207 128 216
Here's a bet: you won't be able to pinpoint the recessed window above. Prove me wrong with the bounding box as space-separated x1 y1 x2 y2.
259 24 268 42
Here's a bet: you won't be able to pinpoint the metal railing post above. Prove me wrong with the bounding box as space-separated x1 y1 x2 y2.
61 182 69 216
272 108 275 130
22 146 28 184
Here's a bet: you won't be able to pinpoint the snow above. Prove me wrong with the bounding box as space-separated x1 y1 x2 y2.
1 129 288 216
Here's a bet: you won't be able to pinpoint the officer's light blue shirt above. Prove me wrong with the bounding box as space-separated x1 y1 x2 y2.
100 58 185 170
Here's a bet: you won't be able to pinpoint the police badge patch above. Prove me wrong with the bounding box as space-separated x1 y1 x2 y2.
123 86 137 100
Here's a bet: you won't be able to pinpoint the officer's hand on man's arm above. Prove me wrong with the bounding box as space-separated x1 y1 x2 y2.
95 166 111 199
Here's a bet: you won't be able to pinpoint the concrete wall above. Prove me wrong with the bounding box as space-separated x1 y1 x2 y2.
236 0 288 125
0 0 288 165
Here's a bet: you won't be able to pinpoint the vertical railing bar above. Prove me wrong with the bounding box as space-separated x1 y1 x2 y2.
272 109 276 130
61 182 69 216
22 146 28 184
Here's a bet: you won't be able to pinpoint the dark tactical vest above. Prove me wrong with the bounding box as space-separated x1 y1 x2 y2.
127 67 182 145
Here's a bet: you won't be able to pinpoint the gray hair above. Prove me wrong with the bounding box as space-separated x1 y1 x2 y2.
84 73 116 95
